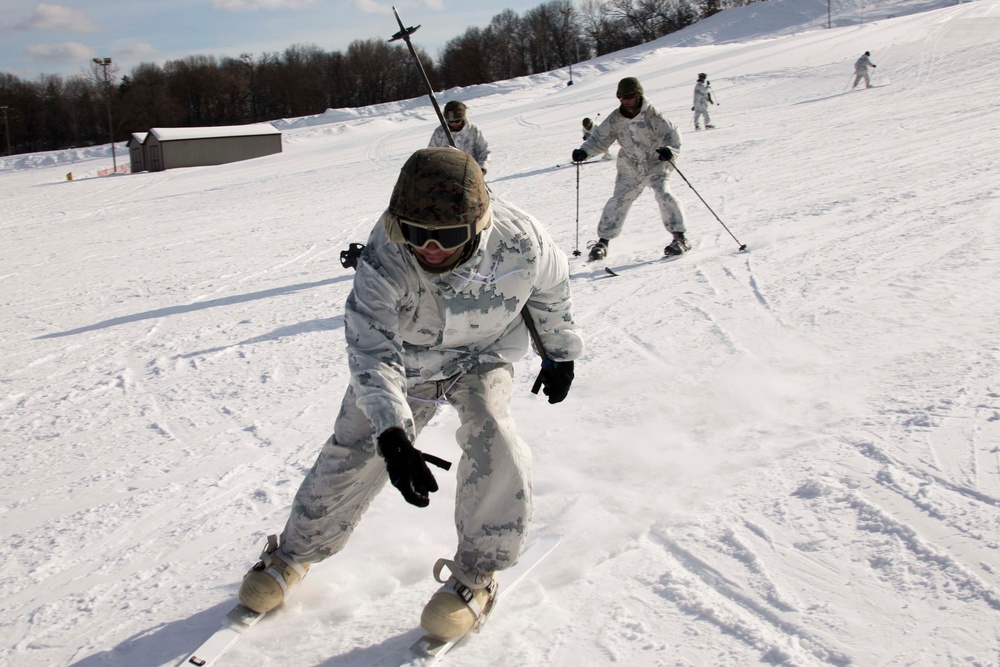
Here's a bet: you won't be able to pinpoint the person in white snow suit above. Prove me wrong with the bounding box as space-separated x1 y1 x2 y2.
429 101 491 175
692 73 715 130
238 147 582 643
852 51 877 89
571 76 689 261
582 117 612 160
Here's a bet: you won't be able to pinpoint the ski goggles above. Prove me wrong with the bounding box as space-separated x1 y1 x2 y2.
397 218 474 250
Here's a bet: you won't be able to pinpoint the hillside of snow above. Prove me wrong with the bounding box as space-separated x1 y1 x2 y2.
3 0 1000 665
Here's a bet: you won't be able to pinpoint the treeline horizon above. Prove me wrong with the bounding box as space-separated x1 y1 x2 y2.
0 0 750 157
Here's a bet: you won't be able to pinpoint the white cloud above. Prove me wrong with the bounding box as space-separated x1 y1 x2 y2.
212 0 318 11
114 42 156 58
354 0 443 14
14 4 99 32
25 41 95 62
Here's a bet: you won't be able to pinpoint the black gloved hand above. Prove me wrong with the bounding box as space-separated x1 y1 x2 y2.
656 147 673 162
572 149 588 163
377 427 439 507
539 359 574 404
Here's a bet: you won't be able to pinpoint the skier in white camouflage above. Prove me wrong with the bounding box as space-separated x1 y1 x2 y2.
852 51 877 89
692 73 715 130
238 147 582 642
429 100 491 175
571 77 689 261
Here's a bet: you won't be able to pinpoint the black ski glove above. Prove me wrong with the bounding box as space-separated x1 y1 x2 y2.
538 359 574 404
572 149 588 163
656 147 673 161
377 428 439 507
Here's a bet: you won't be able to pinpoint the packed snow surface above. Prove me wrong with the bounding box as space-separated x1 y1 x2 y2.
2 0 999 664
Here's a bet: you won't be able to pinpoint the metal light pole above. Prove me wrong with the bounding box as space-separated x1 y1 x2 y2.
93 57 117 172
559 6 574 86
0 106 11 156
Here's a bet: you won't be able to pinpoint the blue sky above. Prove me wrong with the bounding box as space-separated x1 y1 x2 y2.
1 0 545 80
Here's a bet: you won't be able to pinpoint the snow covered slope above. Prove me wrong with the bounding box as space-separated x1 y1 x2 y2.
2 0 999 664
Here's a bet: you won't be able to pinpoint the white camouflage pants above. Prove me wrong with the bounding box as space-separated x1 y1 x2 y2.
853 70 871 88
598 167 686 240
693 106 711 128
278 363 532 579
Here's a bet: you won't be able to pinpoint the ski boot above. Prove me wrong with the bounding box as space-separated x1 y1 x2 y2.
664 231 690 256
588 239 609 261
238 534 310 613
420 559 498 641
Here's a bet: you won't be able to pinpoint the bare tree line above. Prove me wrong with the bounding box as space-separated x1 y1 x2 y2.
0 0 753 157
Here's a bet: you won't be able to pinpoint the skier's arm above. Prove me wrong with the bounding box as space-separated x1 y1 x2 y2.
523 222 583 363
427 126 447 148
651 113 682 158
472 127 490 173
344 244 415 439
580 114 615 158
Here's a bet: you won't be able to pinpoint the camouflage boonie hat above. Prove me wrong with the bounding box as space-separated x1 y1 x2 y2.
443 100 467 121
383 147 491 240
616 77 643 97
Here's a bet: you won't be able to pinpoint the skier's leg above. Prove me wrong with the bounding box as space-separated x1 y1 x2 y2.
447 363 531 578
596 171 644 240
650 171 686 235
279 382 439 563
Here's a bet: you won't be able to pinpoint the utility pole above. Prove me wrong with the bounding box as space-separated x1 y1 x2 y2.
93 57 117 172
0 106 11 156
559 6 575 86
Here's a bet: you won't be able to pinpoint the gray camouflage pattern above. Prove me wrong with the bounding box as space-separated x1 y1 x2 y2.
693 81 713 128
580 98 687 238
853 54 876 88
277 194 581 579
429 122 491 173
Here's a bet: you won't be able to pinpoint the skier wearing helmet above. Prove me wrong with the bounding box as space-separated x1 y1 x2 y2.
237 147 582 643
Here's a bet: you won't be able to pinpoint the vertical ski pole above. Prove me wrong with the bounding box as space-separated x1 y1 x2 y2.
670 160 748 252
573 162 582 256
389 7 455 148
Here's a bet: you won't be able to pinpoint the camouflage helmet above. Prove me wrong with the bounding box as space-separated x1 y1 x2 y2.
382 147 491 241
616 77 643 98
698 72 707 80
443 100 467 122
582 117 593 129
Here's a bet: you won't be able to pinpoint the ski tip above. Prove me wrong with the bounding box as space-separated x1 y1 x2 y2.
604 267 619 277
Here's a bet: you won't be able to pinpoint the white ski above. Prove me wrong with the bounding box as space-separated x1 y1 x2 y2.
177 603 265 666
400 534 562 667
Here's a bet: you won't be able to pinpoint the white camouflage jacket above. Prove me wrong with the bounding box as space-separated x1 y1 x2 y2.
580 99 682 179
344 196 582 437
428 122 491 172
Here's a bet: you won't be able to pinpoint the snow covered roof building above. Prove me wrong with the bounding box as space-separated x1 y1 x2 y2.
142 124 282 172
127 132 148 173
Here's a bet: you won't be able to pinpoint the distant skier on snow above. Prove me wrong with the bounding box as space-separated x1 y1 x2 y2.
692 73 716 130
237 148 582 643
571 76 690 261
582 117 613 160
428 100 491 175
852 51 877 89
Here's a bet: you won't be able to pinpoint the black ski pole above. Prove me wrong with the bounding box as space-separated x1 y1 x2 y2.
389 7 455 148
573 161 582 256
670 160 748 252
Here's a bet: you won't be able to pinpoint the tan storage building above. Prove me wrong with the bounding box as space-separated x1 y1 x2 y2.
143 124 282 172
127 132 148 172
